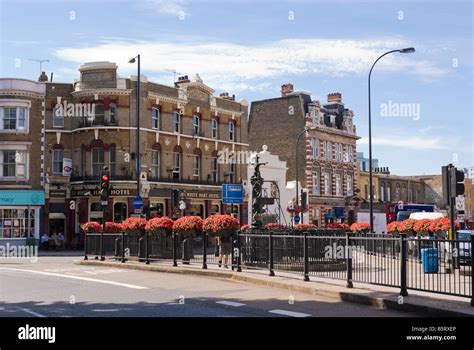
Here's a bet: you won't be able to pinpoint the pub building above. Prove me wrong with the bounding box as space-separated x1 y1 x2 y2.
43 62 249 246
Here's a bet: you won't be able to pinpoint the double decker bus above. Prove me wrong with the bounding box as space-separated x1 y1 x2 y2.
386 202 435 223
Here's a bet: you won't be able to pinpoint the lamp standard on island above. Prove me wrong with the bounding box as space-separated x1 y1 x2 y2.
368 47 415 232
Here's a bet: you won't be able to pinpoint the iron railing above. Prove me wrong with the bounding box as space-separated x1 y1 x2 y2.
84 230 474 304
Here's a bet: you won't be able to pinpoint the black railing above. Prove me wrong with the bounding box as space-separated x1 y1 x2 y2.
71 175 133 182
147 175 224 186
84 231 474 304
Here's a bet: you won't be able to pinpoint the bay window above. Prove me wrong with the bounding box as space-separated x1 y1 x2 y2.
0 107 28 132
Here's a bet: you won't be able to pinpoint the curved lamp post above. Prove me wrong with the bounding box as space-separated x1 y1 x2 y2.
368 47 415 232
129 55 141 200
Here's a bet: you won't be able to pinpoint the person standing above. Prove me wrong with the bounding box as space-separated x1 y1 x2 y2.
218 234 232 268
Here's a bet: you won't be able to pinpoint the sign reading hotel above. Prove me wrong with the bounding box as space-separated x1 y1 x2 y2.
71 188 137 197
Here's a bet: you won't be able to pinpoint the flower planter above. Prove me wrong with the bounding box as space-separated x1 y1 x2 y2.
177 229 199 238
212 228 234 238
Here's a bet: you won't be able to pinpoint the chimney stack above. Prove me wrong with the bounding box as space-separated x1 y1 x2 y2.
281 83 294 97
219 92 235 101
38 71 48 82
327 92 342 103
174 75 190 87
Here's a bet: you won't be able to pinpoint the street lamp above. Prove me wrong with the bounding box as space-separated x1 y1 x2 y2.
295 126 316 225
368 47 415 232
129 55 141 201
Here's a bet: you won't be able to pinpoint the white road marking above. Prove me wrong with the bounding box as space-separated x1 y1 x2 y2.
216 301 245 307
268 309 310 318
0 267 148 290
16 307 46 318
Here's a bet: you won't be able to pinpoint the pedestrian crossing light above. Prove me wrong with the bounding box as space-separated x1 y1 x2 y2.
450 167 465 198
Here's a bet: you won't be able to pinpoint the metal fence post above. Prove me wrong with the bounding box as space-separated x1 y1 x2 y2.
100 231 105 261
145 231 150 265
202 232 208 269
346 232 353 288
269 231 275 276
121 232 126 263
303 231 309 282
236 232 242 272
400 236 408 296
84 233 88 260
172 232 178 267
471 235 474 307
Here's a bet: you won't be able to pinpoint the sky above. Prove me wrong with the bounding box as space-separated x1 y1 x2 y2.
0 0 472 176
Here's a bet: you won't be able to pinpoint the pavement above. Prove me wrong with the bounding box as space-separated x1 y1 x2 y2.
76 256 474 317
0 255 419 317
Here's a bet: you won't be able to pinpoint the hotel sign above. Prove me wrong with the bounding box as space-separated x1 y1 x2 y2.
71 188 137 197
185 192 220 200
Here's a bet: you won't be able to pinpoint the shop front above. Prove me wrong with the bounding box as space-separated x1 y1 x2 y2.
0 190 44 247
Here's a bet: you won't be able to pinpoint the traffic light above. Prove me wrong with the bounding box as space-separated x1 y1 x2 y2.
442 165 450 207
100 173 110 206
450 167 465 198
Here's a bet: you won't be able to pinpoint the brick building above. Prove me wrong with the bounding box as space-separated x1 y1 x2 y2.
249 85 359 226
43 62 248 245
0 77 46 245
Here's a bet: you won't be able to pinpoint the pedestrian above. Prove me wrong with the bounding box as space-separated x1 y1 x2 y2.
57 231 65 248
40 233 50 250
218 234 232 268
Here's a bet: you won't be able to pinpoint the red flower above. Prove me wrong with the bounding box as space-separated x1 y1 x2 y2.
264 223 284 229
398 219 417 233
81 221 102 233
240 224 250 233
413 219 432 234
203 214 240 233
387 221 401 234
294 223 317 229
122 217 147 232
105 222 124 233
327 223 350 230
172 216 203 232
145 216 174 234
350 222 371 233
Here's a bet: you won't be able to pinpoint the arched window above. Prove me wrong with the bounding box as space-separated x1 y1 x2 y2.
380 182 385 202
323 171 331 195
346 174 353 196
211 150 219 183
52 144 64 174
53 105 64 128
173 111 181 133
211 118 218 139
193 148 201 178
192 114 200 136
151 143 161 179
387 184 392 201
229 121 235 141
172 145 182 179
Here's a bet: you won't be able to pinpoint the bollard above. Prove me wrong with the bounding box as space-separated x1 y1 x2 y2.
346 232 353 288
400 236 408 296
121 232 126 263
303 231 309 282
182 238 190 264
269 231 275 276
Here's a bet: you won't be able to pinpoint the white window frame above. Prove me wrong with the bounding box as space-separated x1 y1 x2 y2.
53 106 64 128
151 150 160 178
192 114 200 136
312 170 320 195
335 173 342 196
173 152 181 177
312 138 319 158
173 112 181 133
0 148 28 179
0 100 30 133
92 148 104 177
323 172 330 195
211 157 218 183
151 107 160 130
193 155 200 177
211 119 218 139
229 122 235 142
52 149 63 174
347 175 353 196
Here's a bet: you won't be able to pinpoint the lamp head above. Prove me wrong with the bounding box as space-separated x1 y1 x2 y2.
399 47 415 53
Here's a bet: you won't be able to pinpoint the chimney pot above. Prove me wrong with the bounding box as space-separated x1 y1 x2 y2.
281 83 294 97
327 92 342 103
38 71 48 82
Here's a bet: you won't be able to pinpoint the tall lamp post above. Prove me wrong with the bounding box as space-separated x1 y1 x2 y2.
295 126 316 225
129 55 141 200
368 47 415 232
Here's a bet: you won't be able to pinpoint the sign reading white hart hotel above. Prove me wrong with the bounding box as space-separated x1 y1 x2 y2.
71 188 137 197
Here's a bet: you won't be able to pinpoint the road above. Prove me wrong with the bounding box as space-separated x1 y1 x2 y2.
0 256 418 317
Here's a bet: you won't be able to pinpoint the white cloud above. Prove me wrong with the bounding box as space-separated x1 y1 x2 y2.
54 37 447 92
141 0 187 16
358 136 455 150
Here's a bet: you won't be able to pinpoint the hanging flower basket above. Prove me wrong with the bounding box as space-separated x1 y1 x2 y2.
173 216 203 238
397 219 417 235
203 214 240 237
104 222 124 233
122 217 147 235
350 222 371 234
145 216 174 236
81 222 102 233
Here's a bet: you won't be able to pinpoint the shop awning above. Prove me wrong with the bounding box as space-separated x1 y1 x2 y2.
0 190 45 206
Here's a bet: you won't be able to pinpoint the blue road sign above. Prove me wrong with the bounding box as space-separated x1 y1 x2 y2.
132 196 144 209
294 215 300 224
222 184 244 204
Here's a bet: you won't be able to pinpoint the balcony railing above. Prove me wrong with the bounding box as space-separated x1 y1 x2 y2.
147 175 223 186
70 175 133 182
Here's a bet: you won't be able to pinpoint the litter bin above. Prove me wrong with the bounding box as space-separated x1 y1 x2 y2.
421 248 438 273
